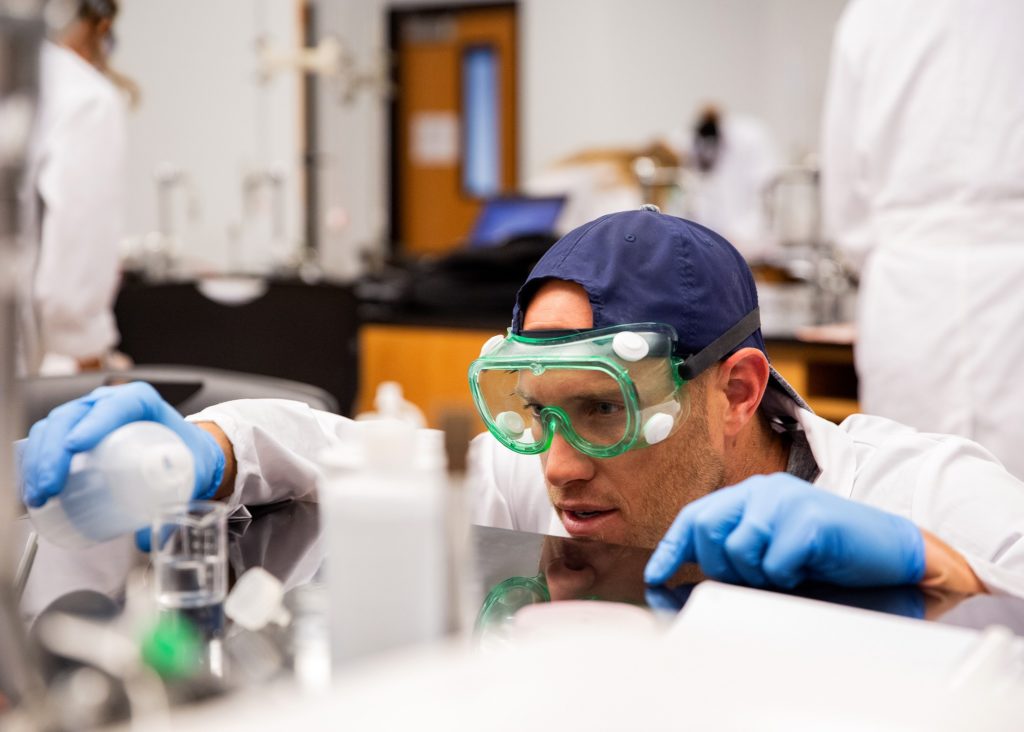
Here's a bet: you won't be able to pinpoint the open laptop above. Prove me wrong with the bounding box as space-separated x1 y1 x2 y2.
466 195 566 249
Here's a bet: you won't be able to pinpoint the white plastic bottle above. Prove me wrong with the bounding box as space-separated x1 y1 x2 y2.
355 381 427 428
27 422 195 549
319 419 448 668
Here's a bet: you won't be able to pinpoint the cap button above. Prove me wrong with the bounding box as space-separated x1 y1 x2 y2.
639 203 661 213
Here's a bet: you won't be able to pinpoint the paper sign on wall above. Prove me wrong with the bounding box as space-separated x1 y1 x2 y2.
411 111 459 166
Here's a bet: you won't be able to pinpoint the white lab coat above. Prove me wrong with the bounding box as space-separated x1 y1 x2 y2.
821 0 1024 478
20 42 126 372
188 397 1024 597
667 114 782 262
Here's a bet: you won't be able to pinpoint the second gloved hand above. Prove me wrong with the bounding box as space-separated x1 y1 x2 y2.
644 473 925 589
21 381 226 509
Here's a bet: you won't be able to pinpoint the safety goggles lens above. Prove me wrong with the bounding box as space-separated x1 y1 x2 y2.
477 366 635 451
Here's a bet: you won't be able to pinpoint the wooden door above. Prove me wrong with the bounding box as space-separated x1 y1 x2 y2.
391 4 518 255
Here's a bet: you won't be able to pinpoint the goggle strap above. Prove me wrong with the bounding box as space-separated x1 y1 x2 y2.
518 328 590 339
678 308 761 381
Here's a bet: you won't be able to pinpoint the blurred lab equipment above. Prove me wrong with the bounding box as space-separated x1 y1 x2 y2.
136 162 201 280
20 364 339 427
822 0 1024 477
631 146 852 336
358 196 563 320
151 500 228 612
224 567 291 633
236 167 289 274
1 1 53 726
760 161 854 332
256 33 389 107
24 422 193 549
113 278 359 415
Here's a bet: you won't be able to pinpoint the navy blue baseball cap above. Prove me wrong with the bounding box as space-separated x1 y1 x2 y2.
511 206 807 408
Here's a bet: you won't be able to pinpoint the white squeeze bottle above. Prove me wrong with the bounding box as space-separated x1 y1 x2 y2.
25 422 195 549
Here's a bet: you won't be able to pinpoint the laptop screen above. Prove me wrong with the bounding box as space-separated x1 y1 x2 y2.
467 196 566 248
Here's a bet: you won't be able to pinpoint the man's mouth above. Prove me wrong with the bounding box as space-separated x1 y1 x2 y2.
558 505 620 537
568 509 605 519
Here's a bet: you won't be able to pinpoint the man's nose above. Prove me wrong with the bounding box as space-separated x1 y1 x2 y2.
543 430 596 487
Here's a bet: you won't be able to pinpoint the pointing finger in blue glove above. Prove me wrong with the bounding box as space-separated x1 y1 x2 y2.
644 473 925 590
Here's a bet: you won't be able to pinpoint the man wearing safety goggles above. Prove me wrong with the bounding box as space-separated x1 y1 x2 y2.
467 207 1018 594
18 209 1024 596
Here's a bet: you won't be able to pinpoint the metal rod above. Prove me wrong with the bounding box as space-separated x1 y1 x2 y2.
0 3 57 728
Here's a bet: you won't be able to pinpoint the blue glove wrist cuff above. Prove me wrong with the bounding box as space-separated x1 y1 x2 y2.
902 517 927 585
194 428 226 501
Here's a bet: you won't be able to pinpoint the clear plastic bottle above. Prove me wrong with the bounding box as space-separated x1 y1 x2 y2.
27 422 195 549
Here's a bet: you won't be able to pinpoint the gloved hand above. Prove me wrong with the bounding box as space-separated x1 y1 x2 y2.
21 382 226 511
644 473 925 590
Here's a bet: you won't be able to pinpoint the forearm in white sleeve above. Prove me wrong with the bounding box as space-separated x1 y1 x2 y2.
186 399 361 509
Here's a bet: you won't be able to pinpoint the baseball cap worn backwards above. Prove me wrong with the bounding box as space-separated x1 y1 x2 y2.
511 206 808 408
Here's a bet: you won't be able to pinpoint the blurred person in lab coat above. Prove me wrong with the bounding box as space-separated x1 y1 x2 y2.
821 0 1024 478
666 105 783 262
526 143 678 234
20 0 129 375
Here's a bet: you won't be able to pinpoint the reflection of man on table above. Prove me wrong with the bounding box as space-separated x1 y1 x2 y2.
19 210 1024 598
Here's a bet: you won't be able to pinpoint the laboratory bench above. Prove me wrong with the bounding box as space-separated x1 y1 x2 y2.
16 499 1024 635
11 497 1024 728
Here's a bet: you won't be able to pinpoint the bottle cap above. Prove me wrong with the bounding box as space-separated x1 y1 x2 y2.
224 567 292 631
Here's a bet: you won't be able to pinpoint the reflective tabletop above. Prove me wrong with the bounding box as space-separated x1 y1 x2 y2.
15 498 1024 636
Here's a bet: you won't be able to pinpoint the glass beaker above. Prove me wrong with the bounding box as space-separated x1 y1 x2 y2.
152 500 228 610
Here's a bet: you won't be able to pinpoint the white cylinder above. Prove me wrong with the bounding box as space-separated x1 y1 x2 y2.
320 419 448 668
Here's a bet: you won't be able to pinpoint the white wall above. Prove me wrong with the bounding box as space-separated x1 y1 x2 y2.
114 0 303 272
113 0 848 279
313 0 848 279
520 0 847 177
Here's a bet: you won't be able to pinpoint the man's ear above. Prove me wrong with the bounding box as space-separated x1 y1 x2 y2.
714 347 770 437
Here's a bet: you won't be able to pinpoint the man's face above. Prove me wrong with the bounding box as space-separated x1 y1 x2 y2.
522 281 727 548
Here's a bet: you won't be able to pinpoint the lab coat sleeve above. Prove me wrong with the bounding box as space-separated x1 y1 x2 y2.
186 399 362 509
33 87 125 358
847 425 1024 597
468 433 555 534
820 6 875 271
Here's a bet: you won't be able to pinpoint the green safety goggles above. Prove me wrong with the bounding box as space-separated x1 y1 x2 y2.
468 323 690 459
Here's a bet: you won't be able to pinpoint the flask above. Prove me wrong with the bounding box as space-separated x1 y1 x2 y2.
26 422 195 549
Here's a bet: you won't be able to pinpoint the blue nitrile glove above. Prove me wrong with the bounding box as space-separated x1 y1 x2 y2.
644 473 926 590
20 383 226 549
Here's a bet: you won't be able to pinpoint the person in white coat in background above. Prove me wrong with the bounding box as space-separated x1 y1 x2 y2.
666 105 782 263
21 0 127 375
821 0 1024 478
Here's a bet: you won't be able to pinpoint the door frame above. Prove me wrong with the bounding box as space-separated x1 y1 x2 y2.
386 1 519 255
